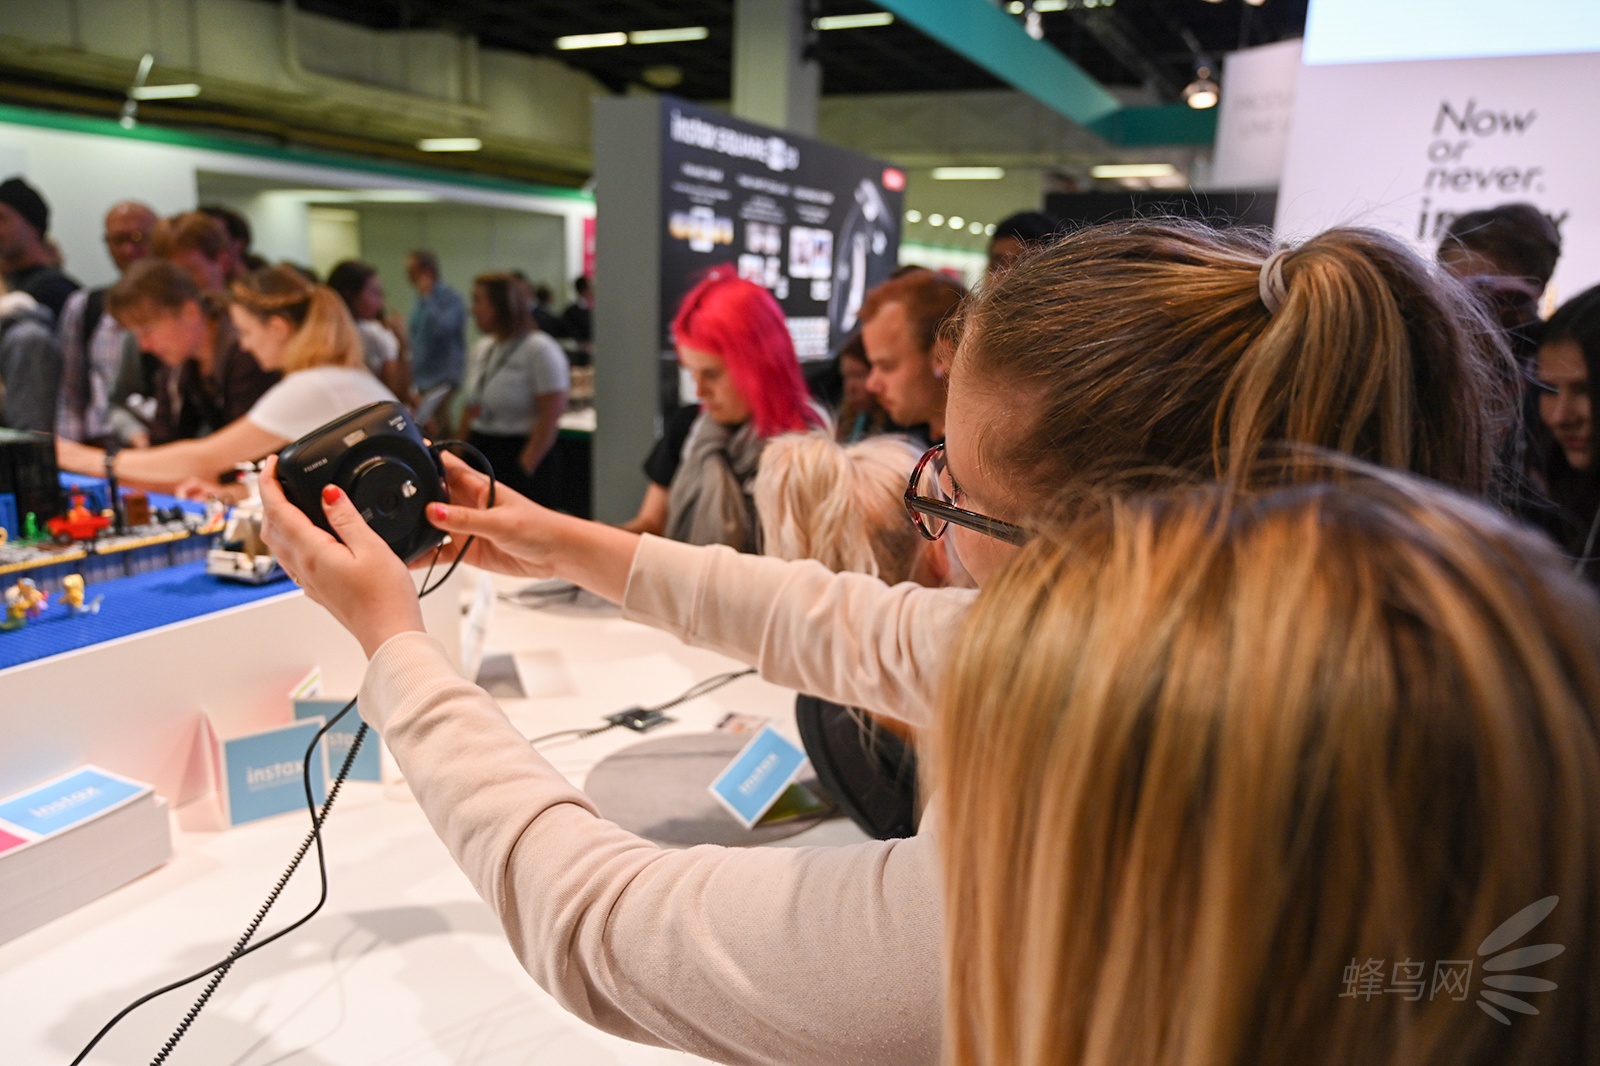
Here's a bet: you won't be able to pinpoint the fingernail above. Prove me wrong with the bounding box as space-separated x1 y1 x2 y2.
428 503 448 522
322 485 341 505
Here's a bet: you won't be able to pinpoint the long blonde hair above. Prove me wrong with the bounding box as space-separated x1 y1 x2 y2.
754 432 925 584
937 469 1600 1066
230 264 363 373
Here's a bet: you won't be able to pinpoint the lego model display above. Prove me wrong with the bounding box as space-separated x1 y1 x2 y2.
0 432 221 594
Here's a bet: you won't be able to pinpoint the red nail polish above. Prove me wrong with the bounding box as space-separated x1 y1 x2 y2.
428 503 447 521
322 485 340 505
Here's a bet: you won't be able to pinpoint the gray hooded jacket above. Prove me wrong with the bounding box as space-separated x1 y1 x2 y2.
0 290 62 433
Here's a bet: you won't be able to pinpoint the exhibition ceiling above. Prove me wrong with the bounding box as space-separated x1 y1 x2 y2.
265 0 1309 105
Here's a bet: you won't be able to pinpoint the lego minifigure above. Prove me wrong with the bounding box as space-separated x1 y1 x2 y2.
60 574 103 617
1 578 48 631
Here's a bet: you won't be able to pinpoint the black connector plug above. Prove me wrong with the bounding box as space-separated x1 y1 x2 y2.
606 708 674 732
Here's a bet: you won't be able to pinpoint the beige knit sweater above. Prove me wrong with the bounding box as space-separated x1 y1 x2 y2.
359 535 976 1065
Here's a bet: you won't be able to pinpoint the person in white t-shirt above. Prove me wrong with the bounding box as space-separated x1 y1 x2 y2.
58 264 394 494
458 272 570 508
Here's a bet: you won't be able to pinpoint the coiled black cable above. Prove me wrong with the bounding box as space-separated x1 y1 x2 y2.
69 441 495 1065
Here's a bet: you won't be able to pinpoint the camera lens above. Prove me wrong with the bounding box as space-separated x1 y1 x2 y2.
378 491 399 516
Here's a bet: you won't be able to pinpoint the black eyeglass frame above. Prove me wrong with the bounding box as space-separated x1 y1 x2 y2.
903 443 1030 546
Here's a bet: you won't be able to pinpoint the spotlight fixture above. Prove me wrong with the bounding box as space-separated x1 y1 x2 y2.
948 216 966 229
928 213 946 226
1183 65 1220 109
968 221 985 235
905 209 923 223
985 224 997 236
119 53 154 129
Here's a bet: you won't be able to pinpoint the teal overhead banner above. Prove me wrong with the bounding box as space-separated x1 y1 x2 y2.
874 0 1121 126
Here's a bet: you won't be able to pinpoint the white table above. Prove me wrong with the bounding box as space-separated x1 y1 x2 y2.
0 569 865 1064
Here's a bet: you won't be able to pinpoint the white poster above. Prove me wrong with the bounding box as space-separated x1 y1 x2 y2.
1211 39 1302 190
1275 50 1600 304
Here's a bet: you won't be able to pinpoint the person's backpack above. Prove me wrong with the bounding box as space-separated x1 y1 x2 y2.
793 695 919 840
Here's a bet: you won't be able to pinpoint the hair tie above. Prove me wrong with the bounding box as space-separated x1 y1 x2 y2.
1258 247 1291 316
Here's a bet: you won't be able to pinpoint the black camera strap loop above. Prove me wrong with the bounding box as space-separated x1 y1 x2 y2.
418 439 496 599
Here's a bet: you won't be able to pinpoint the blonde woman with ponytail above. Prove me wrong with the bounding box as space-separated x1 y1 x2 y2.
939 470 1600 1066
59 264 395 493
256 220 1516 1065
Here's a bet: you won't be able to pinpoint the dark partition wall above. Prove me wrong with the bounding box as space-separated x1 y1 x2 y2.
591 96 902 523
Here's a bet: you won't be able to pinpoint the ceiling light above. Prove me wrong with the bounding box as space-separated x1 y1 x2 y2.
630 27 709 45
928 213 946 226
968 221 984 234
1243 0 1266 5
1091 163 1179 178
985 224 997 236
931 167 1006 180
905 209 923 223
1183 66 1220 109
949 216 966 229
1007 2 1025 12
1034 0 1069 9
556 32 628 50
129 83 201 101
813 12 895 30
417 137 483 152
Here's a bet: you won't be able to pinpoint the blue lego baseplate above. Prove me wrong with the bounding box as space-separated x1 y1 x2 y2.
0 560 294 671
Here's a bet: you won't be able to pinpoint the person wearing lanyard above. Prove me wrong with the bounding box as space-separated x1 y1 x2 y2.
460 272 570 507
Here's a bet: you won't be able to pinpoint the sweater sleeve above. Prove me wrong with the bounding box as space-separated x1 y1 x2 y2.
361 632 942 1066
621 536 974 729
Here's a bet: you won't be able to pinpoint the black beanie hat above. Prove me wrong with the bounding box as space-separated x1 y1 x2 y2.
0 177 49 238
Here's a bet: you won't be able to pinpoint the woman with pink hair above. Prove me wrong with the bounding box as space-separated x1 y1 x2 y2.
622 270 823 551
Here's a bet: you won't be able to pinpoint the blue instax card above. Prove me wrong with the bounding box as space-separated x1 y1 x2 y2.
294 699 381 783
223 720 329 826
708 724 809 828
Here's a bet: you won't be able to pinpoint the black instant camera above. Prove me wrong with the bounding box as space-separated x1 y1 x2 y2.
276 401 449 563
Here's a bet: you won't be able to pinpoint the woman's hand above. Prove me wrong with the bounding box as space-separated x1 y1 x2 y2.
173 477 247 505
257 455 426 658
423 451 566 578
426 451 640 603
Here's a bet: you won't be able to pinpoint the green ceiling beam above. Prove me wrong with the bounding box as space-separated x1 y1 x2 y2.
874 0 1122 126
1090 104 1217 147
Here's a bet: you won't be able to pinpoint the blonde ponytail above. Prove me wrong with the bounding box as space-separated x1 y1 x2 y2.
957 219 1515 504
754 433 925 583
231 265 364 374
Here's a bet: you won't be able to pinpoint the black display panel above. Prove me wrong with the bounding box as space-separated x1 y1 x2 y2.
658 98 904 363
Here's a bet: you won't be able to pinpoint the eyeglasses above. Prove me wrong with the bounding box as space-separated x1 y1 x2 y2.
904 443 1029 546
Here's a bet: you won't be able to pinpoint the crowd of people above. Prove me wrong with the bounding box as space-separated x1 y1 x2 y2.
0 176 593 507
4 168 1599 1063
